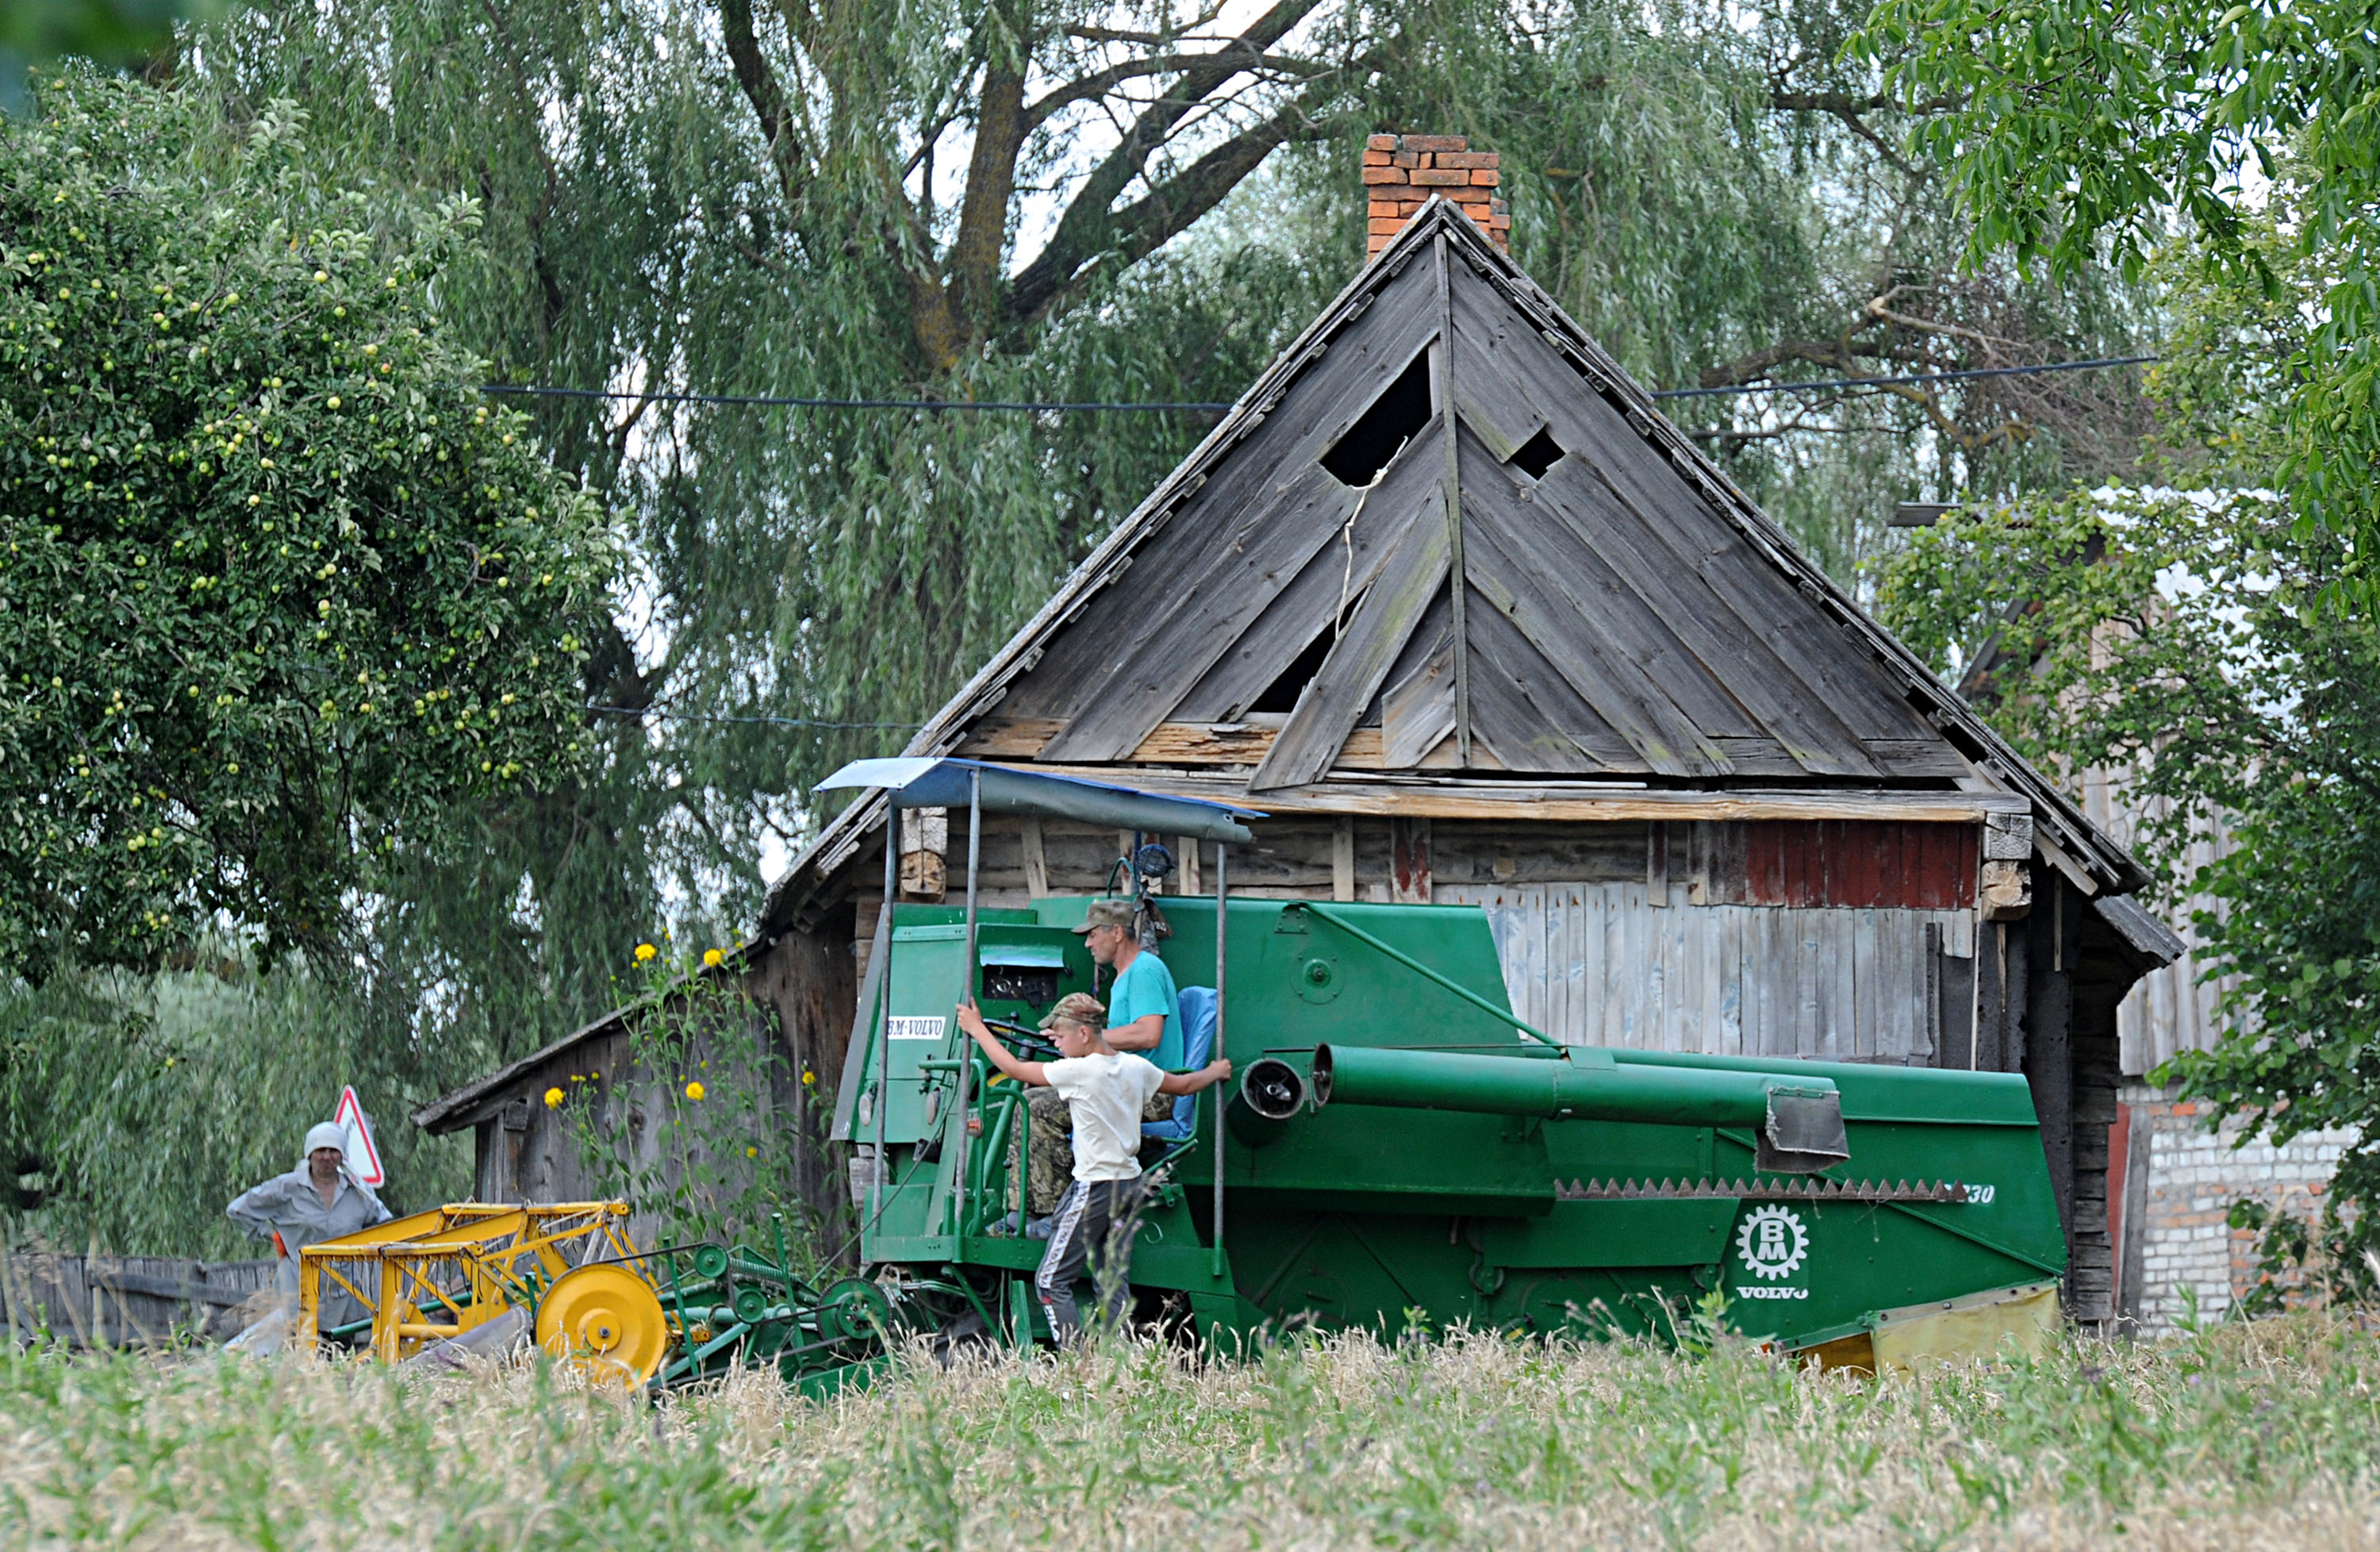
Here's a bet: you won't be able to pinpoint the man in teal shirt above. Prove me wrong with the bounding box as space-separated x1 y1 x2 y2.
1073 897 1183 1069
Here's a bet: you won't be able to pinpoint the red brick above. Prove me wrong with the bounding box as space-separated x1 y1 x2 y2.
1446 183 1491 204
1411 167 1469 186
1402 134 1468 152
1367 133 1396 151
1367 200 1403 219
1361 166 1406 184
1363 148 1393 167
1367 216 1407 236
1468 168 1501 186
1436 151 1498 170
1392 150 1420 169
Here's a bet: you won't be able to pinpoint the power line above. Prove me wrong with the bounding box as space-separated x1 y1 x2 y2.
484 384 1235 413
481 353 2157 417
586 705 921 731
1653 355 2160 401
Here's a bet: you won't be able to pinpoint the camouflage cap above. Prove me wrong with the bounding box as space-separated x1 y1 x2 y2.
1070 897 1136 934
1038 991 1107 1031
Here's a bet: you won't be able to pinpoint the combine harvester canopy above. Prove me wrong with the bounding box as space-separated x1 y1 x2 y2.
820 760 2065 1381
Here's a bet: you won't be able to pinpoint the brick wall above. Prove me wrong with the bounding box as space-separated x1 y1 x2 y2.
1365 133 1510 256
2117 1079 2353 1331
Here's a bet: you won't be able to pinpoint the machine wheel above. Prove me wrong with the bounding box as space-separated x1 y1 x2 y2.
815 1276 893 1344
537 1264 670 1386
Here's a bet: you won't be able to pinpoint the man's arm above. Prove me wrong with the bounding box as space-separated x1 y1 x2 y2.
1107 1014 1166 1052
1157 1058 1234 1097
957 999 1050 1086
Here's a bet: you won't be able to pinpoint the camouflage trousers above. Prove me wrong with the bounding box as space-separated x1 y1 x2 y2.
1006 1084 1179 1217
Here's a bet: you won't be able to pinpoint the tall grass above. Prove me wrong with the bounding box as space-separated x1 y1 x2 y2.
4 1316 2377 1549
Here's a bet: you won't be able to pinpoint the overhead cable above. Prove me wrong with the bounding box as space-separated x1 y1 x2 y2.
585 704 921 731
480 353 2158 417
1652 354 2161 401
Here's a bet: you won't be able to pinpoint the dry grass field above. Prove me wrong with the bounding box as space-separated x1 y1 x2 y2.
3 1315 2378 1550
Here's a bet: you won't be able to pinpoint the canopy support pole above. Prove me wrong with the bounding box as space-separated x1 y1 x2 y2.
1211 843 1228 1280
871 804 898 1231
952 768 982 1236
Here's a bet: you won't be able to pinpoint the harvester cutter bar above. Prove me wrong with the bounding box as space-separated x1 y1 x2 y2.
1557 1177 1970 1204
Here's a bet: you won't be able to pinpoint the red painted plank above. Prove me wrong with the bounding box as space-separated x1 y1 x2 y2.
1737 820 1979 909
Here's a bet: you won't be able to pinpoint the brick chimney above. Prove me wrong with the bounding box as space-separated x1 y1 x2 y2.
1365 133 1508 258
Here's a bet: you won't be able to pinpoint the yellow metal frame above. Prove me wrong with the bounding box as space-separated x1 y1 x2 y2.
298 1202 641 1363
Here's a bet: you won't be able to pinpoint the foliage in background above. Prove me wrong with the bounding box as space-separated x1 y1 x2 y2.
10 1318 2380 1545
1875 492 2379 1305
0 1 225 114
171 0 2152 967
1873 176 2380 1308
0 954 483 1258
0 75 616 976
1859 0 2380 586
561 943 837 1262
6 2 2163 1254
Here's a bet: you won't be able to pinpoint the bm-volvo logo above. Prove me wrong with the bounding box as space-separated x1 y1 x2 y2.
1736 1204 1809 1281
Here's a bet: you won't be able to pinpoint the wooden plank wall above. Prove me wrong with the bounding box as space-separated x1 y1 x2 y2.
1440 881 1971 1062
2 1254 277 1346
872 812 1979 1066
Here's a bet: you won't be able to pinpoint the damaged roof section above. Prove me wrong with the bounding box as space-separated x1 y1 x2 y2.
762 199 2153 938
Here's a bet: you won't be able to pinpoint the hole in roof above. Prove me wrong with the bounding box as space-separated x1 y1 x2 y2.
1246 624 1340 715
1510 427 1564 479
1321 352 1433 486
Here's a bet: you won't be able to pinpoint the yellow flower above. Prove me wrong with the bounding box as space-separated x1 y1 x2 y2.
543 1086 563 1108
745 1146 758 1158
634 942 657 962
702 947 724 967
685 1081 706 1101
801 1070 816 1085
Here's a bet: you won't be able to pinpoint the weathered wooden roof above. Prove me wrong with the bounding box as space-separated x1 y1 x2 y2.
761 198 2148 934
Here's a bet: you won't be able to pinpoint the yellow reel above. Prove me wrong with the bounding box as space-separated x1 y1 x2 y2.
535 1264 669 1386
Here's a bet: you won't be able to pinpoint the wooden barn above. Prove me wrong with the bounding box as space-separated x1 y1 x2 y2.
414 194 2182 1326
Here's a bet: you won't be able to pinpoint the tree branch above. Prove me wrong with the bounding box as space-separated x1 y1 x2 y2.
1023 46 1330 129
1004 0 1339 324
722 0 806 208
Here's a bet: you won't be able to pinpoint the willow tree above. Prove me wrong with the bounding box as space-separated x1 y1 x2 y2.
181 0 2152 1044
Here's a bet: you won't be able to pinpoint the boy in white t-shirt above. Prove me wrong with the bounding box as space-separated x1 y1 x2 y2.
958 992 1232 1340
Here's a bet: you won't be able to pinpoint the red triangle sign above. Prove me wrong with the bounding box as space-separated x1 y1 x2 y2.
332 1085 386 1187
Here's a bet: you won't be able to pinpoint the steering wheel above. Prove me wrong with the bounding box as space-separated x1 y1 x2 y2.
981 1016 1060 1057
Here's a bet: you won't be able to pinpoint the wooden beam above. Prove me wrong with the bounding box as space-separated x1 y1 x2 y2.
1252 485 1452 790
964 716 1407 768
1433 236 1472 764
1004 763 2031 823
1020 816 1050 897
1332 816 1356 901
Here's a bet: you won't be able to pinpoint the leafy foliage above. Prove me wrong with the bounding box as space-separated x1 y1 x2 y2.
0 953 486 1258
0 2 2160 1256
1875 483 2380 1301
0 76 616 974
1857 0 2380 581
560 943 835 1258
0 2 226 114
1874 173 2380 1304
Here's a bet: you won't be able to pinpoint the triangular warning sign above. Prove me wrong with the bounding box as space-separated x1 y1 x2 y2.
332 1085 386 1188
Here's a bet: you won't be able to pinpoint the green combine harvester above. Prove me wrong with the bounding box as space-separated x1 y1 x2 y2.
679 759 2064 1391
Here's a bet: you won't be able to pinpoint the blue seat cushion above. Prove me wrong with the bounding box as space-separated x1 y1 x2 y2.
1140 985 1216 1142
